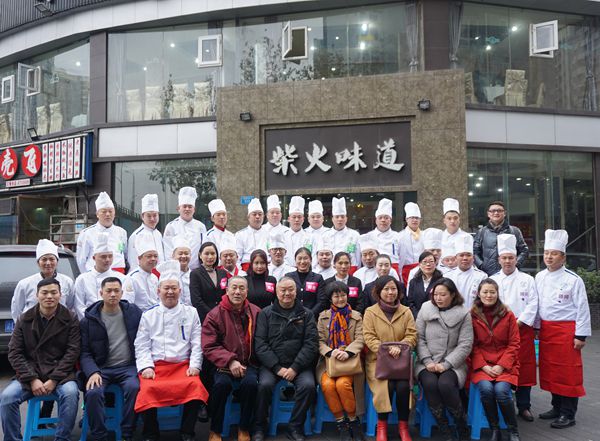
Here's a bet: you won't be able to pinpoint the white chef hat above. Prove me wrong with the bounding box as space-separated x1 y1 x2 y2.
247 198 264 214
268 232 287 250
404 202 421 219
308 200 324 215
178 187 197 206
266 194 281 211
454 234 474 255
375 198 393 218
95 192 114 211
141 194 159 213
289 196 305 215
157 260 181 284
443 198 460 215
136 233 158 257
219 234 237 254
171 235 191 252
441 243 456 260
332 197 347 216
315 235 335 253
208 199 227 216
422 228 443 250
544 229 568 253
36 239 58 260
93 232 113 255
358 235 378 253
497 233 517 256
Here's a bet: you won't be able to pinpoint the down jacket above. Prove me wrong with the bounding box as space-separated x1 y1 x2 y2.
473 219 529 276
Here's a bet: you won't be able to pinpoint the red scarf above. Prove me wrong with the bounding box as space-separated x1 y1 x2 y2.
328 304 352 349
220 295 253 356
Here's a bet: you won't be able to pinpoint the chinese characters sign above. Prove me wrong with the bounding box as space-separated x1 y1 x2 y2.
0 134 91 192
265 122 411 191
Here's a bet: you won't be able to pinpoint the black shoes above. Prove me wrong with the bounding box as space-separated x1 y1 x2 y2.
252 431 265 441
349 417 367 441
538 408 559 420
286 427 305 441
550 415 576 429
517 409 534 422
181 435 195 441
336 419 352 441
197 402 209 422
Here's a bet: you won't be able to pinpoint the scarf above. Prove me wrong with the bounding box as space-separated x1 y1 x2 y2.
220 295 253 359
379 299 400 321
327 304 352 350
410 227 421 241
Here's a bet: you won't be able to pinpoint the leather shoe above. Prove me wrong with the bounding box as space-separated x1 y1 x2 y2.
181 435 195 441
550 415 576 429
252 431 265 441
198 402 209 422
518 409 534 422
286 428 305 441
538 408 559 420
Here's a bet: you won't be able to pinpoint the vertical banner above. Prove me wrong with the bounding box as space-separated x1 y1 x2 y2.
74 137 81 179
67 138 74 179
48 142 54 182
53 141 61 182
60 140 67 180
42 143 48 183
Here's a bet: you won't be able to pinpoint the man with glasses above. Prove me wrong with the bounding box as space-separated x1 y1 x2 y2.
473 201 529 276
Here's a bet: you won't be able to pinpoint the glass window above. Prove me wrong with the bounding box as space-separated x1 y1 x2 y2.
467 148 596 273
113 158 216 235
458 3 598 112
0 41 90 145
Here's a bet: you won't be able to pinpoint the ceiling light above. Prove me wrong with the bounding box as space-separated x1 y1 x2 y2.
485 45 492 51
359 42 366 50
511 25 518 32
468 191 474 196
331 67 336 71
475 183 482 188
34 0 54 17
361 23 369 32
475 36 480 40
516 177 522 181
143 66 147 71
335 36 340 40
497 188 503 192
478 176 484 181
310 46 315 51
75 61 81 67
468 173 474 177
170 43 176 48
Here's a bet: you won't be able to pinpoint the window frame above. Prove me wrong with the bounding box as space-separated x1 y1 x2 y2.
25 66 42 96
197 34 223 67
1 75 15 103
529 20 558 57
282 22 308 61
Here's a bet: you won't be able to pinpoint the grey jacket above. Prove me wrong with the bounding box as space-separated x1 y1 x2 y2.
415 301 473 387
473 219 529 276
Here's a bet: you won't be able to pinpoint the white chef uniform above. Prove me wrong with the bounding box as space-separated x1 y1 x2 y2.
122 237 160 311
267 232 295 282
128 194 165 271
321 198 360 269
445 234 487 309
235 199 269 265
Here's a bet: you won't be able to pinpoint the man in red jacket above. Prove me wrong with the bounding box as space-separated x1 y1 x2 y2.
201 276 261 441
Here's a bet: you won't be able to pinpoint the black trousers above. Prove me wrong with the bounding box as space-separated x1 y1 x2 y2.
418 369 462 410
210 367 258 433
377 379 411 422
255 366 315 433
551 394 579 419
142 400 201 438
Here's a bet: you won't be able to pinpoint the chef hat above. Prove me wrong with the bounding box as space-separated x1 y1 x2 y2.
141 194 159 213
443 198 460 215
358 235 378 253
289 196 305 215
157 260 181 284
247 198 264 214
308 200 324 215
544 229 568 253
36 239 58 260
404 202 421 218
454 234 474 255
95 192 114 211
332 197 347 216
497 233 517 256
93 232 113 255
375 198 393 218
208 199 227 216
171 235 191 252
266 194 281 211
315 235 335 253
268 232 287 250
136 233 158 257
219 234 237 253
178 187 197 206
441 243 455 260
422 228 443 250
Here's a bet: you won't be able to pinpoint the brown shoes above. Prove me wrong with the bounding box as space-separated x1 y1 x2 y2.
238 429 251 441
209 431 223 441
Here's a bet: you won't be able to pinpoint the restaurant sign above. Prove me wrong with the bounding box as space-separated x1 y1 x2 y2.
0 133 92 192
265 122 411 191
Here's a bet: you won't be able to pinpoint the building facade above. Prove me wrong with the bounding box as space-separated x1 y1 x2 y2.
0 0 598 273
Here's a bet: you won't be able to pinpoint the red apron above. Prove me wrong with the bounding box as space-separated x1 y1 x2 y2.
401 263 418 287
517 324 536 387
539 320 585 398
112 267 126 274
391 263 400 277
135 360 209 413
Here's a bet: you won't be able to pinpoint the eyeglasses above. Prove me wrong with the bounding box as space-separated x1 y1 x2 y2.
488 209 505 214
421 260 436 265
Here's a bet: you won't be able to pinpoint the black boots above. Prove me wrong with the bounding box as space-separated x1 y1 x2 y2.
447 403 469 441
481 399 501 441
336 419 352 441
498 401 521 441
348 417 366 441
429 405 453 441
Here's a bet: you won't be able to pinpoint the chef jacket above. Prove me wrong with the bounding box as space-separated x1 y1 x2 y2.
362 228 400 264
320 227 360 268
353 266 400 288
163 217 207 270
235 225 269 264
11 272 75 322
445 266 487 309
268 262 296 282
77 223 128 273
491 269 538 327
314 265 336 280
123 268 159 311
128 224 165 271
73 268 125 320
397 227 425 267
205 227 236 255
285 228 315 266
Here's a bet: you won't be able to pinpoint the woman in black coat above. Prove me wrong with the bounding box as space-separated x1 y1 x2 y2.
190 241 228 322
245 249 277 309
324 251 364 312
285 247 326 315
362 254 406 312
406 251 443 317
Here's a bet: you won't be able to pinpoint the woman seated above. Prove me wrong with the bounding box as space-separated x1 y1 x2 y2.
407 251 443 317
245 249 277 309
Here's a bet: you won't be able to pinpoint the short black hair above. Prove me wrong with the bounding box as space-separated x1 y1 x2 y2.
326 281 349 302
371 275 405 302
487 200 505 210
333 251 351 264
101 277 122 289
295 247 312 260
37 277 61 292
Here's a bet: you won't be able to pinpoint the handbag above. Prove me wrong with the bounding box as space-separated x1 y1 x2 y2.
375 342 413 381
326 353 363 377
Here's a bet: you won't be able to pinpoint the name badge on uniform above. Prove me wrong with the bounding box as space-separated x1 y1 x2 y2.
349 287 359 298
220 278 228 289
305 281 318 293
265 282 275 293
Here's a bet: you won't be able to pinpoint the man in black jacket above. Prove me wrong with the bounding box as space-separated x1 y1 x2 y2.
253 277 319 441
80 277 142 441
473 201 529 276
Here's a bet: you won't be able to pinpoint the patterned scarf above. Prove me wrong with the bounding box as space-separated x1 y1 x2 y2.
328 304 352 349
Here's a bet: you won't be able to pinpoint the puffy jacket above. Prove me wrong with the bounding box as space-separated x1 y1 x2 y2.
79 300 142 378
473 220 529 276
254 300 318 374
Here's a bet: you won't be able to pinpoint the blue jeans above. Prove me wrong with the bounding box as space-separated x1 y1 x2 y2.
0 379 79 441
478 380 513 405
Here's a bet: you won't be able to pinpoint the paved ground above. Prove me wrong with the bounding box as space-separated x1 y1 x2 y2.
0 335 598 440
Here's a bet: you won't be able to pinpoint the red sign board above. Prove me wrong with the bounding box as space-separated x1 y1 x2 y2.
0 148 18 180
21 144 42 177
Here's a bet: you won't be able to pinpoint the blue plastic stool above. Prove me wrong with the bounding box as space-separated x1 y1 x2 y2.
80 383 124 441
364 384 398 437
221 381 241 437
23 394 61 441
268 380 312 436
467 383 507 440
157 405 184 431
413 389 455 438
312 385 338 434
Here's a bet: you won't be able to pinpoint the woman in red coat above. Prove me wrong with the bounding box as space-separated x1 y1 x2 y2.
471 278 521 441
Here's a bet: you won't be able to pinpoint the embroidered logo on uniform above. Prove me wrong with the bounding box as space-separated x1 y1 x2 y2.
346 243 356 253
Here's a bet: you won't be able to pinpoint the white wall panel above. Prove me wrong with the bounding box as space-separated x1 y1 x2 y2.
506 112 555 145
465 109 507 144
